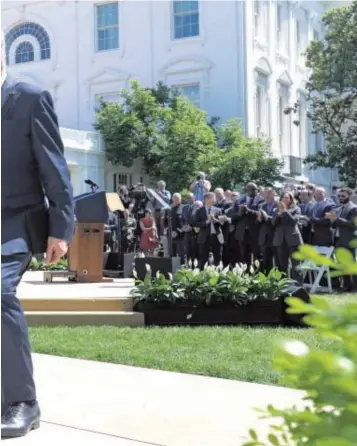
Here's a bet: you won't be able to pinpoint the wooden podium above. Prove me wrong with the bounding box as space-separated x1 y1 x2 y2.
43 191 124 283
67 222 111 283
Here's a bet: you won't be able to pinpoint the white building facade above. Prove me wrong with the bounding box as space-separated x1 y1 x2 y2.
2 0 342 194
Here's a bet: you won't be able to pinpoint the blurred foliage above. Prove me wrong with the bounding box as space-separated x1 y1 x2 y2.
243 236 357 446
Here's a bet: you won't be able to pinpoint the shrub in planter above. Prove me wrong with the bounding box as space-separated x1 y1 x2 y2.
131 263 293 325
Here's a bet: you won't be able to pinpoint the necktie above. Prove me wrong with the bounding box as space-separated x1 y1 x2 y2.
208 207 216 234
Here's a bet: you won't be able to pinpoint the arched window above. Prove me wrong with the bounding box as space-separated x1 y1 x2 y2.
5 22 51 65
15 41 34 64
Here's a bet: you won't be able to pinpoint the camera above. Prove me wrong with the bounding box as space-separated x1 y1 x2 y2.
196 176 201 181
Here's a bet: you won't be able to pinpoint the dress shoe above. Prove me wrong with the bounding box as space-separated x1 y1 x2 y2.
1 401 40 438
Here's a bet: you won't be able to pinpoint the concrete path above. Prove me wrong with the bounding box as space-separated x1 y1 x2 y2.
8 354 304 446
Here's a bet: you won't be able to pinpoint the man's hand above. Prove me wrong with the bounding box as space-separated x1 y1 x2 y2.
326 211 337 222
46 237 68 264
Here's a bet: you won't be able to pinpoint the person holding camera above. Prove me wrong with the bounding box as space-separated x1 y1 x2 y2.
189 172 211 203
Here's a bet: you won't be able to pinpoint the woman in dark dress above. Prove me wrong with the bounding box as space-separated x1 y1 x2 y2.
272 192 303 283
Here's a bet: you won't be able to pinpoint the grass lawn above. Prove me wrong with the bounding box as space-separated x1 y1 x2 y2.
29 294 356 386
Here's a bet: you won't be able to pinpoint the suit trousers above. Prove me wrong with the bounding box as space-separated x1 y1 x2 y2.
185 233 199 267
238 232 261 266
198 235 221 270
172 237 185 264
1 252 36 407
276 242 302 284
261 246 275 274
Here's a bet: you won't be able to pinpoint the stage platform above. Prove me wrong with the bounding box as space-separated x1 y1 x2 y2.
19 271 144 327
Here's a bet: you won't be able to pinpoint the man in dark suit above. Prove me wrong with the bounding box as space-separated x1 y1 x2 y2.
310 187 334 247
171 193 185 264
214 187 232 211
1 57 75 436
194 192 223 269
299 190 314 244
231 182 264 265
327 187 357 290
257 187 278 274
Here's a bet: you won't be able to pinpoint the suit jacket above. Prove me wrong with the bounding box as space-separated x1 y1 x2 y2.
258 200 278 247
333 201 357 248
171 204 185 239
310 200 334 247
194 205 223 244
1 77 75 255
299 201 314 244
272 206 303 247
231 194 264 242
216 199 232 211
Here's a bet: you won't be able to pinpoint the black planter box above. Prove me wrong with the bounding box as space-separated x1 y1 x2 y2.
134 299 285 326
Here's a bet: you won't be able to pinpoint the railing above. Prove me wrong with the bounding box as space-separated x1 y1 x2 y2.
60 127 104 152
282 155 303 177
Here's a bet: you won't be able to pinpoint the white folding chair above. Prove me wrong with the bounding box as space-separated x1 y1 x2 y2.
301 246 334 294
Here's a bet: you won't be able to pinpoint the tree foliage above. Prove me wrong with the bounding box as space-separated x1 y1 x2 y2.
202 120 284 190
289 1 357 188
95 80 217 191
95 82 283 191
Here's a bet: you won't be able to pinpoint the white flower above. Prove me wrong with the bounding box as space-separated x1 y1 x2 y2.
145 263 151 272
283 340 309 357
336 357 355 373
193 259 198 268
254 259 260 268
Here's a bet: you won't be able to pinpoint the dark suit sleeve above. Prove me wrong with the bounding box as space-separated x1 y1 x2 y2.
311 204 333 226
194 208 209 228
281 207 301 226
31 90 75 243
334 207 357 228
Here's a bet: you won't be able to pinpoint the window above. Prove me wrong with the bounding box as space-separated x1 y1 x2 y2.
5 22 51 65
276 4 287 53
255 85 263 136
298 97 306 157
255 72 270 137
15 41 34 64
296 20 301 56
173 1 199 40
254 1 260 37
278 95 284 151
176 83 200 107
96 2 119 51
95 92 121 110
113 173 132 192
277 84 290 154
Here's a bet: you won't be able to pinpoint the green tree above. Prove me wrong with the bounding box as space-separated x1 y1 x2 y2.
203 120 284 190
289 1 357 188
95 80 217 191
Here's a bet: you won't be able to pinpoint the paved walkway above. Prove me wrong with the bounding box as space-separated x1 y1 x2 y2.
9 354 304 445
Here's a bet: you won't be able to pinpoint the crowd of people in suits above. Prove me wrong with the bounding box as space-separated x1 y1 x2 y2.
116 176 357 292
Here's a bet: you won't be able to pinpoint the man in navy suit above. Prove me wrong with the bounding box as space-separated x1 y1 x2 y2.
231 182 264 265
1 38 75 437
310 187 334 247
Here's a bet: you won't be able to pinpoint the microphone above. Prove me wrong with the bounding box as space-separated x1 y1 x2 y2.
85 179 99 189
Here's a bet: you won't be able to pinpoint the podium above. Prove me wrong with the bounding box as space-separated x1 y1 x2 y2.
44 191 117 283
68 222 108 282
68 191 116 283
